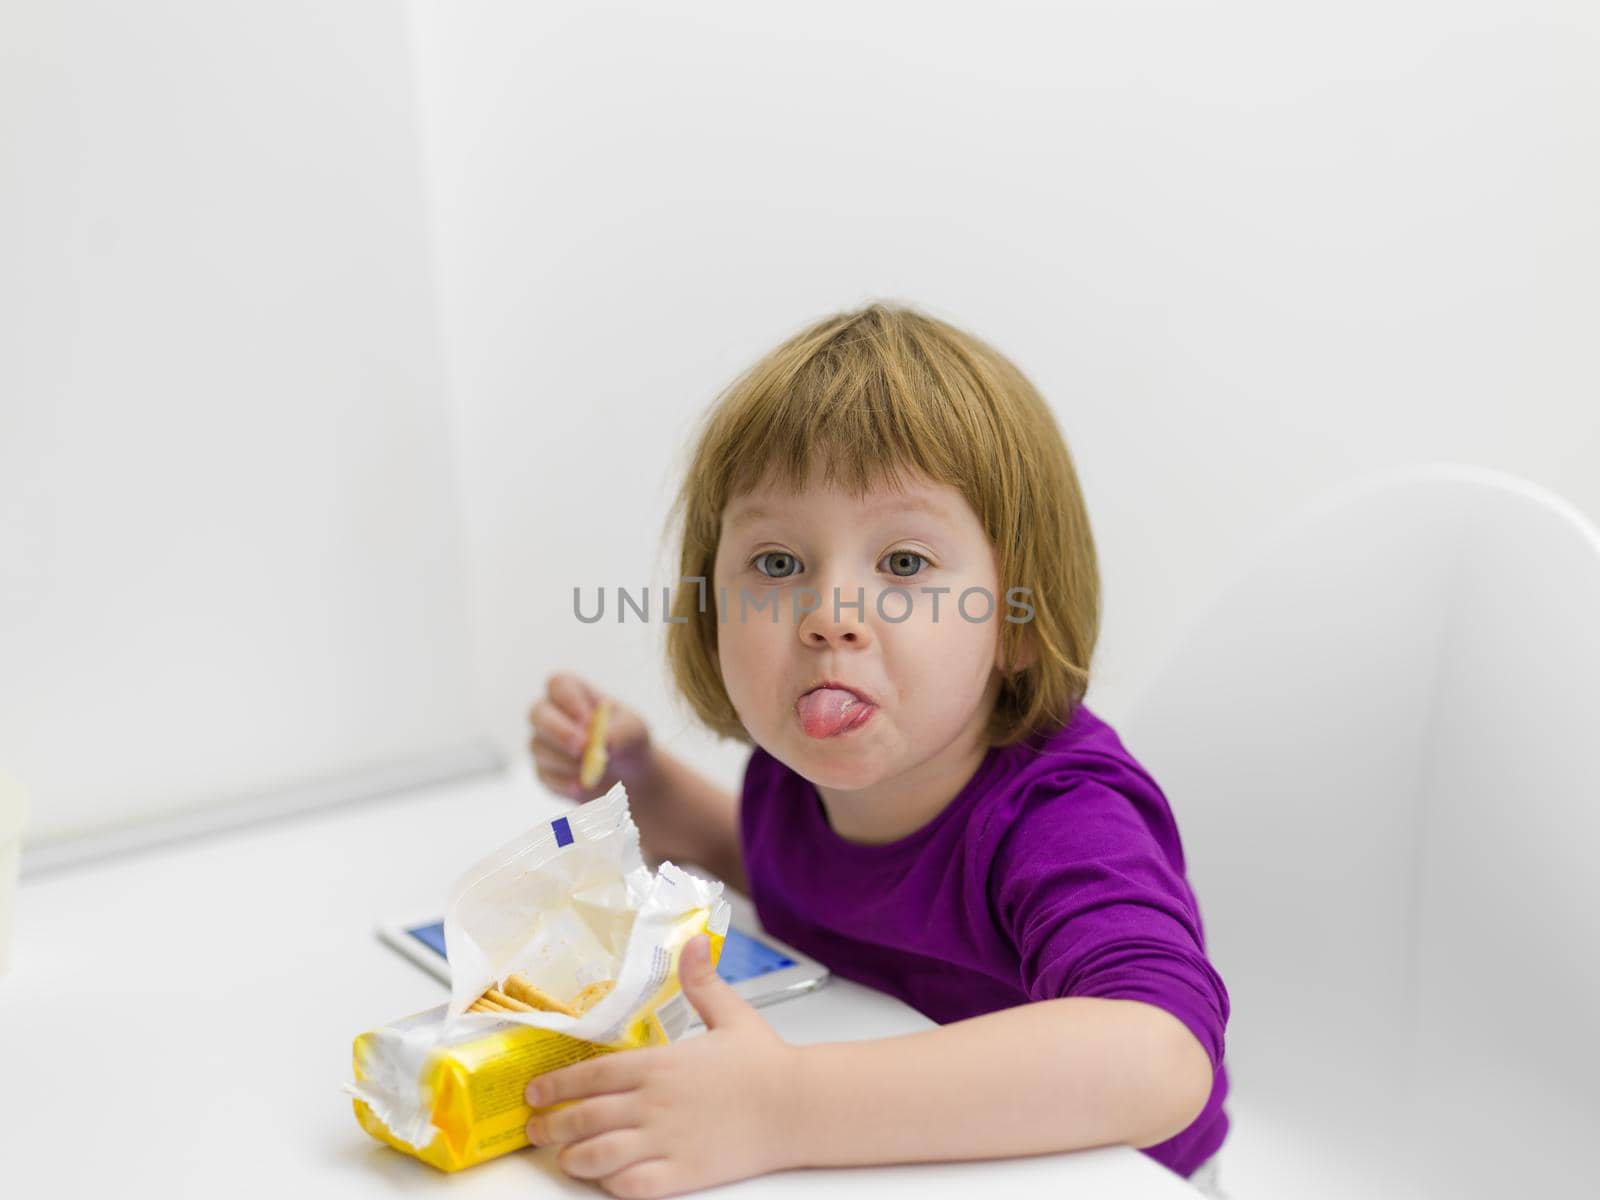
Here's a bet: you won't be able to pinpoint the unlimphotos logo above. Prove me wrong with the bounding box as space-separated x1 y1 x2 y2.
573 580 1035 625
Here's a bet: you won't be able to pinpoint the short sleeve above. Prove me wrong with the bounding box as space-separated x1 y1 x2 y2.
988 781 1231 1070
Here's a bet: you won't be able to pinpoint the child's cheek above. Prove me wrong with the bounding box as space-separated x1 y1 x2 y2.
717 619 770 716
902 601 998 700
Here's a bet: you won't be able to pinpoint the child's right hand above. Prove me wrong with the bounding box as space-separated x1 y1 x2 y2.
528 672 654 803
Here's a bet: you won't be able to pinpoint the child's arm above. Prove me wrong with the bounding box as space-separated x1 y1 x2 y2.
789 993 1214 1165
525 936 1213 1199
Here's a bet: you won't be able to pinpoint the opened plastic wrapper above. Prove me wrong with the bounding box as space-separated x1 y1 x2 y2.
346 783 730 1171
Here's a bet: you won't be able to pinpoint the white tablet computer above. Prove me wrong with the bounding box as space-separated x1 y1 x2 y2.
378 886 828 1023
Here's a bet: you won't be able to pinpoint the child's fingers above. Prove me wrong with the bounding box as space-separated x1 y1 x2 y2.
530 736 585 794
547 672 604 724
535 763 584 801
529 721 584 762
530 733 580 773
530 699 590 758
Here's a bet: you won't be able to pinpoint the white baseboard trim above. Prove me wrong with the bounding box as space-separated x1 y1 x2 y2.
19 740 507 877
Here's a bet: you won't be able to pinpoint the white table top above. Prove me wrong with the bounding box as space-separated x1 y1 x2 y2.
1 766 1200 1198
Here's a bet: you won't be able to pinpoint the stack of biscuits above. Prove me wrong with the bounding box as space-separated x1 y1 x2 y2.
467 974 616 1018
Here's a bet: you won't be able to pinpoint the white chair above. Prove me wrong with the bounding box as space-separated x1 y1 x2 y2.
1119 464 1600 1199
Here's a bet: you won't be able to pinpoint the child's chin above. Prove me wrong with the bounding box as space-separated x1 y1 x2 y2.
792 744 883 789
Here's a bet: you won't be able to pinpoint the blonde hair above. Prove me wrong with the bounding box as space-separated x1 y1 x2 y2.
664 302 1099 747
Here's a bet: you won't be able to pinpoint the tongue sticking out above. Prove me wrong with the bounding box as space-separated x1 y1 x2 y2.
797 687 873 738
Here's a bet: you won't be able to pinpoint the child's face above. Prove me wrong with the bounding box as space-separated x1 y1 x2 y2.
713 472 1009 796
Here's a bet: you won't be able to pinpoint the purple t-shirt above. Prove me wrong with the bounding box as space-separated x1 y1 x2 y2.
738 701 1230 1178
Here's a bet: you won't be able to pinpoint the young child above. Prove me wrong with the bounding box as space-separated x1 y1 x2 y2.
525 304 1230 1200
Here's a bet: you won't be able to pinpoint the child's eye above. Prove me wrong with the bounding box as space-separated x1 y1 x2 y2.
752 551 801 579
881 550 929 578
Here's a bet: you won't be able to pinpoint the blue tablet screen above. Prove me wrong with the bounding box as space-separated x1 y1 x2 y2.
405 922 795 984
407 920 449 960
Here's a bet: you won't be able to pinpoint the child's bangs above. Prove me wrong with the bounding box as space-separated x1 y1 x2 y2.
718 338 978 508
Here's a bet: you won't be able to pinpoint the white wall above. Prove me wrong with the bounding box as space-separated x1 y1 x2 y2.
406 0 1600 796
7 1 1596 848
1 1 486 845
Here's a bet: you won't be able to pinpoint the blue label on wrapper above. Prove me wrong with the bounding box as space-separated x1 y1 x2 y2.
551 816 574 847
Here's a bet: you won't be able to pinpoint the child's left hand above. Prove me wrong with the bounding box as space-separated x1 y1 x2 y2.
525 934 803 1199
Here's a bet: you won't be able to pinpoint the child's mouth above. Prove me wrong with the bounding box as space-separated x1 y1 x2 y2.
795 686 877 739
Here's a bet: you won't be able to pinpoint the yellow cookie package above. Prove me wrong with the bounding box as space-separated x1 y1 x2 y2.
346 784 730 1171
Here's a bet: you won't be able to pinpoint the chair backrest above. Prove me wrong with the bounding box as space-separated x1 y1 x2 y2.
1120 464 1600 1193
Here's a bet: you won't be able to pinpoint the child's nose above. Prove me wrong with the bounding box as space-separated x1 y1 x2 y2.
804 624 863 646
797 594 873 647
